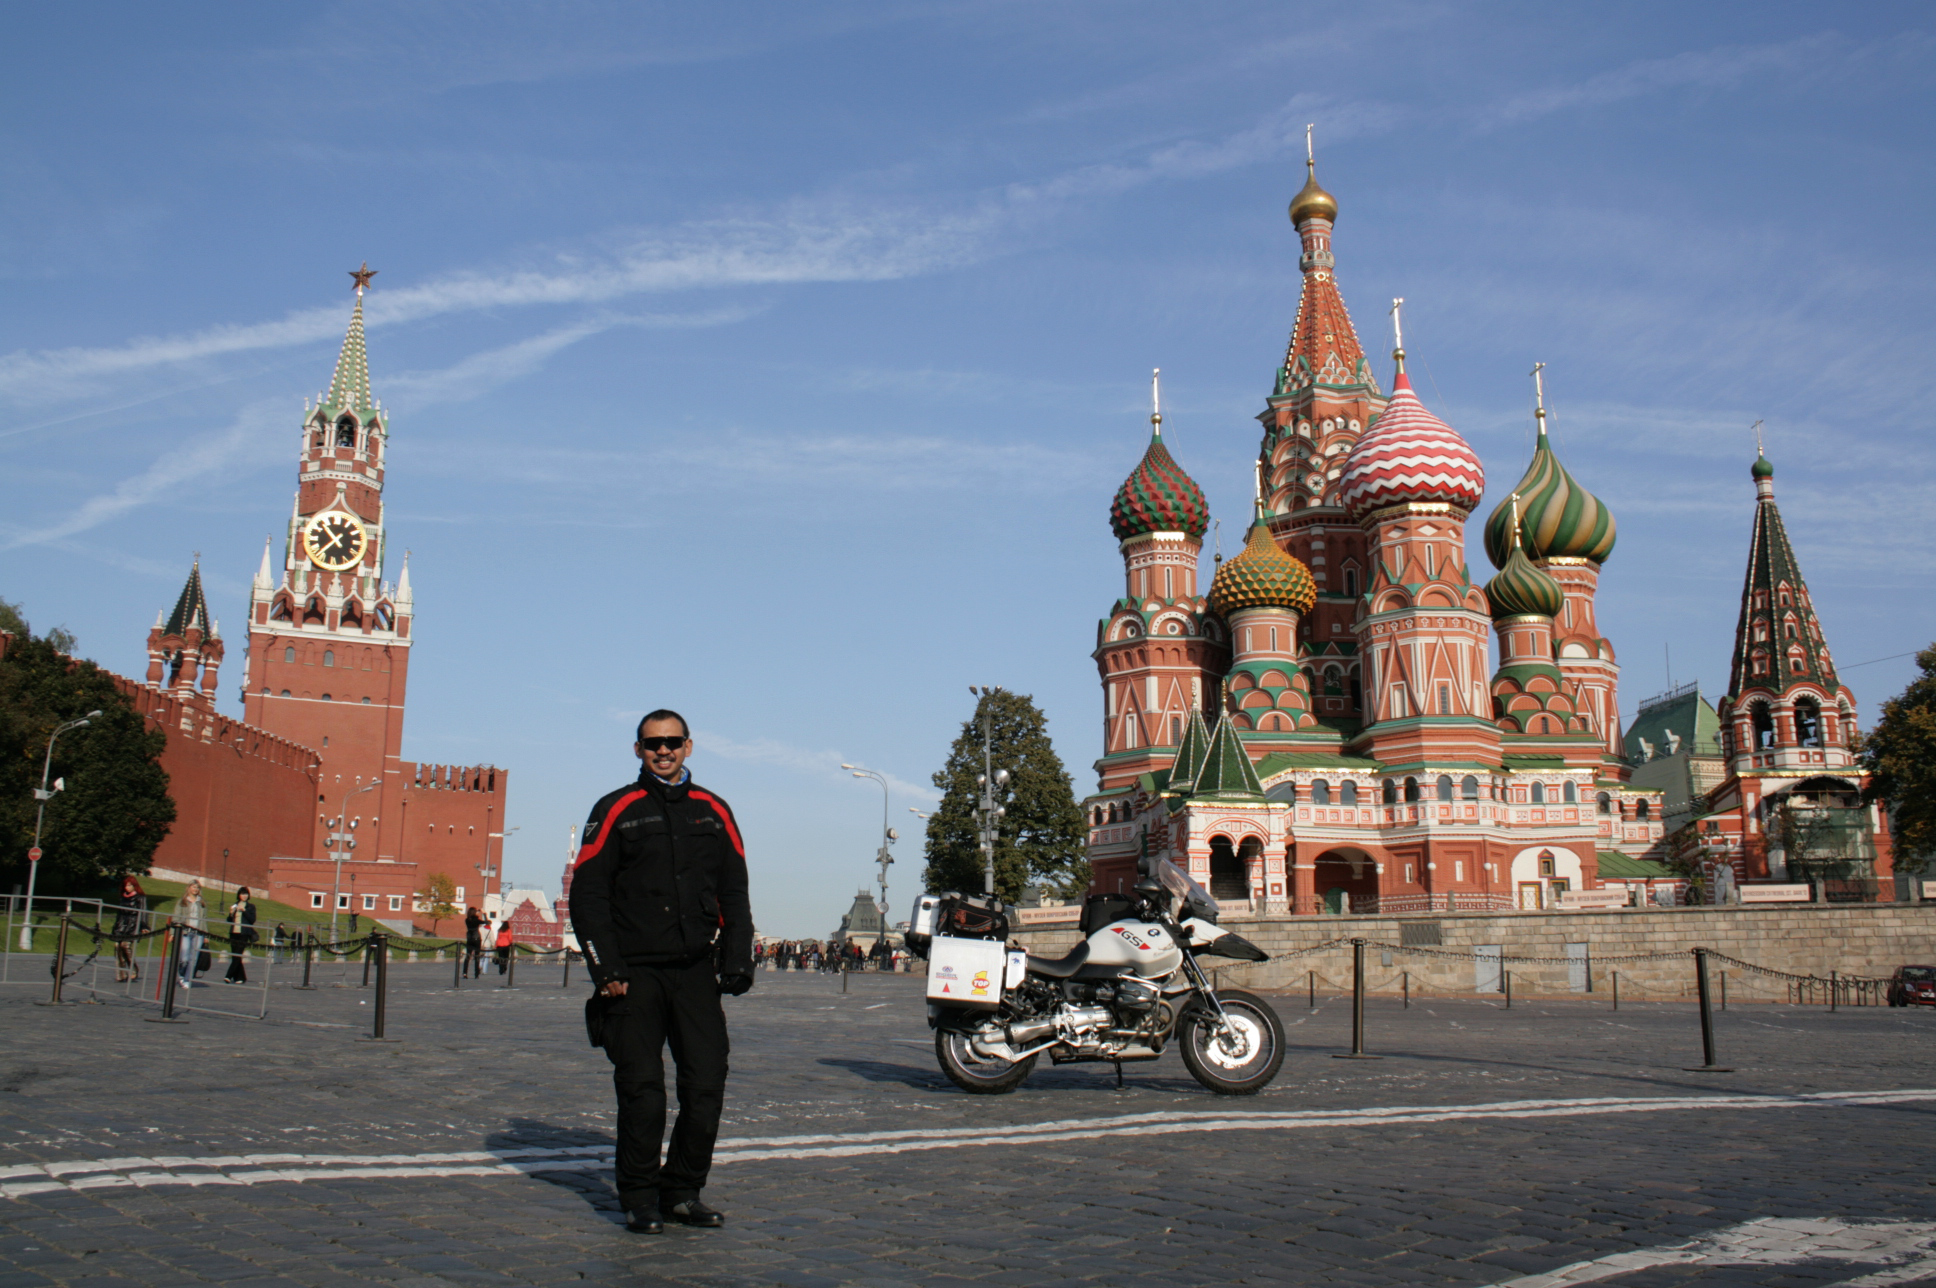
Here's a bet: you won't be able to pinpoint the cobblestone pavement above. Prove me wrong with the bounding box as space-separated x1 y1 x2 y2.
1 963 1933 1287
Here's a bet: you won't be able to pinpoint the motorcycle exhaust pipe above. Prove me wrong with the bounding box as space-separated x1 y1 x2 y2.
1006 1018 1057 1045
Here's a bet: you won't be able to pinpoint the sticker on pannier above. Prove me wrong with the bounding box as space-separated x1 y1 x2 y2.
926 936 1008 1010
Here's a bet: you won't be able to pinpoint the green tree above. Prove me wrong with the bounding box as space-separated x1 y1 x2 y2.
0 627 174 894
0 596 75 655
1859 643 1936 875
423 872 458 935
921 689 1087 903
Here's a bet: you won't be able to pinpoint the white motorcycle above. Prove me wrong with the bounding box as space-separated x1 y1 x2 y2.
911 858 1285 1096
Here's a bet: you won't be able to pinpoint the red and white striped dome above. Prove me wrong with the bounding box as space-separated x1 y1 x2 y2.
1337 374 1485 520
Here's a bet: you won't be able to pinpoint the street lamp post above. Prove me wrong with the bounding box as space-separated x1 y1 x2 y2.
20 710 100 951
326 781 380 941
484 828 519 918
967 687 1010 898
841 766 897 922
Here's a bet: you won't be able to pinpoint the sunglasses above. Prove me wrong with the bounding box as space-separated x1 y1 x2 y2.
637 736 687 753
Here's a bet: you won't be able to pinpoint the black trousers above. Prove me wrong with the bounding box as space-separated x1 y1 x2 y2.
603 957 729 1209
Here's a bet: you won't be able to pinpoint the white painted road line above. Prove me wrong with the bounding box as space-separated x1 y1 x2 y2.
3 1088 1932 1200
1483 1216 1936 1287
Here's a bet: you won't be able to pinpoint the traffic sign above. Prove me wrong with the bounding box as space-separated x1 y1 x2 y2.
27 847 41 863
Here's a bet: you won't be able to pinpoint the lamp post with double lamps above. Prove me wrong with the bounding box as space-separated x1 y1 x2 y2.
840 766 897 922
20 711 101 951
483 827 519 922
326 781 380 941
967 687 1010 898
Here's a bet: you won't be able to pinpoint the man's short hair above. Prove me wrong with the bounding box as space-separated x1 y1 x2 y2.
636 709 691 741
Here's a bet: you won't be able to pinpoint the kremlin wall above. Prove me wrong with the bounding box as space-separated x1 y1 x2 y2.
1080 154 1897 918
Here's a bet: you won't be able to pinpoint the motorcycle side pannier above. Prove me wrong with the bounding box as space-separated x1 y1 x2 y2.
926 934 1007 1010
1079 893 1135 935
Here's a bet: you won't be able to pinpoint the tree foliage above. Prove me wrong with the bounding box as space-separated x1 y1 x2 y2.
1859 643 1936 875
921 689 1087 903
423 872 458 934
0 622 174 894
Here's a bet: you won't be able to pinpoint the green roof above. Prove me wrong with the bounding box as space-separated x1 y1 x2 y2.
1167 709 1212 794
1253 751 1384 777
1623 684 1723 765
1596 852 1674 879
1187 711 1264 799
1502 755 1569 769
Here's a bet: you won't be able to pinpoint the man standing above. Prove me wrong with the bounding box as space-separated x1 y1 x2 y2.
570 709 753 1235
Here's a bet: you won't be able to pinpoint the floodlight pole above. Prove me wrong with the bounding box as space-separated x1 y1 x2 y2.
968 687 1009 897
328 781 380 941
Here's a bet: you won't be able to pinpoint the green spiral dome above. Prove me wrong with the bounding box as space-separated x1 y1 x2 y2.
1207 517 1318 616
1483 430 1617 567
1484 543 1566 620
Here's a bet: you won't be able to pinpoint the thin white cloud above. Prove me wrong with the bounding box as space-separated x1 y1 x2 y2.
1 400 283 550
684 728 935 801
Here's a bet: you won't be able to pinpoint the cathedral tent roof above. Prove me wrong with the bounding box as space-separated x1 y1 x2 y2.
1187 709 1265 800
1725 454 1839 701
1166 708 1213 795
163 561 212 638
322 293 376 417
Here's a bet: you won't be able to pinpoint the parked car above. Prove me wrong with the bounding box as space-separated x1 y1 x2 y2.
1886 965 1936 1007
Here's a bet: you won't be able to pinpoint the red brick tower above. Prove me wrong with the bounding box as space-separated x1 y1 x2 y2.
1262 140 1391 726
1337 322 1496 770
145 559 224 711
1094 372 1226 791
240 270 415 863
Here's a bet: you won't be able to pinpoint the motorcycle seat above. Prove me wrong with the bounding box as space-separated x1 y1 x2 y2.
1025 942 1091 978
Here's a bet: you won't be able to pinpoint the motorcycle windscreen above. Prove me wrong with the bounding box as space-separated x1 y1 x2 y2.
1154 858 1221 924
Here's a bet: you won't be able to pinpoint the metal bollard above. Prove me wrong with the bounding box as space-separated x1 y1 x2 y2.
1720 970 1727 1012
1830 970 1838 1012
562 951 572 989
44 916 71 1005
453 946 463 989
1333 938 1379 1060
1684 947 1731 1071
1308 968 1316 1011
842 963 849 994
505 948 517 989
361 933 395 1042
147 927 189 1024
1402 970 1409 1009
1612 970 1619 1012
1504 970 1512 1009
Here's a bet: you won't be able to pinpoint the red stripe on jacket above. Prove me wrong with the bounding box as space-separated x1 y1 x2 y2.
573 789 650 869
686 789 745 859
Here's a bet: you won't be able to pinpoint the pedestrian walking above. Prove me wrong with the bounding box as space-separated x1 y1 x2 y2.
225 887 258 983
173 881 206 991
464 906 485 978
110 875 147 983
572 708 753 1236
495 920 514 974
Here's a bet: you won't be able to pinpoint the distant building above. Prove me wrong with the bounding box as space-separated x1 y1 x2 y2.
832 890 888 947
1624 683 1726 835
496 886 564 951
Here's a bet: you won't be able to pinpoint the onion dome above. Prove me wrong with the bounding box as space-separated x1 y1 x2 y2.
1484 542 1565 620
1208 513 1318 616
1751 455 1774 479
1482 428 1617 567
1110 428 1209 541
1288 160 1338 226
1336 374 1486 521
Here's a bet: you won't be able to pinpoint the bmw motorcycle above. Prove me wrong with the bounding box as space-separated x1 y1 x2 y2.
911 858 1285 1096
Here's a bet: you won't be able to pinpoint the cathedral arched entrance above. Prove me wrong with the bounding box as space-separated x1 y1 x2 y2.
1208 834 1248 902
1312 847 1380 916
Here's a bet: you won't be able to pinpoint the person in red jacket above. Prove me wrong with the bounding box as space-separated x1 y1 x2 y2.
569 709 753 1235
494 920 514 974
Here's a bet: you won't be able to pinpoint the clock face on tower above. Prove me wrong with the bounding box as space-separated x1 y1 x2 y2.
303 511 368 572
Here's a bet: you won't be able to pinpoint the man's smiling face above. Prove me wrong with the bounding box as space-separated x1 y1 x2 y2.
635 716 692 782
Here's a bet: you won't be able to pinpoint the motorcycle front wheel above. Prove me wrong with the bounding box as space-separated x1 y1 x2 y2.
1178 989 1285 1095
935 1029 1038 1095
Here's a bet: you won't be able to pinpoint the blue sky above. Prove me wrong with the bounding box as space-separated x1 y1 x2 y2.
2 3 1930 936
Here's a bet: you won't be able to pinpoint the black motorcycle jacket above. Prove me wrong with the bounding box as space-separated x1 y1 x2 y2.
569 771 754 988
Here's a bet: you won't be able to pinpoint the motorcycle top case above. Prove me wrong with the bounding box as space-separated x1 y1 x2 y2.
925 935 1008 1010
936 893 1009 941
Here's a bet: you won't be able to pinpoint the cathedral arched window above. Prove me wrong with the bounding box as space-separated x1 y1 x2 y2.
1343 567 1358 597
1436 775 1453 802
1752 702 1775 749
335 416 357 449
1349 670 1362 710
1462 775 1479 801
323 650 334 667
1795 696 1822 747
284 646 294 663
1340 781 1358 806
1564 781 1577 804
1637 800 1651 820
1531 782 1546 804
1404 777 1420 803
1381 778 1397 805
1311 779 1331 805
1597 791 1611 815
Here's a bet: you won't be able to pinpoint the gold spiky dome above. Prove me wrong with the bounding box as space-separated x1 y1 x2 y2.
1289 161 1338 226
1208 514 1318 617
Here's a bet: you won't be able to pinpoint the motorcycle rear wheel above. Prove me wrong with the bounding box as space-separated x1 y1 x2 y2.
935 1029 1037 1094
1178 989 1285 1095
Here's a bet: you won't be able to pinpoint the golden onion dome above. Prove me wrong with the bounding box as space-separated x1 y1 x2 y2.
1289 161 1338 226
1207 515 1318 617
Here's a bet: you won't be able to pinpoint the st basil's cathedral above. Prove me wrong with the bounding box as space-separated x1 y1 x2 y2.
1083 155 1897 914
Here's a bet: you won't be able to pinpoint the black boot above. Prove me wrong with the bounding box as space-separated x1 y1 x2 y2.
668 1199 724 1228
624 1200 664 1234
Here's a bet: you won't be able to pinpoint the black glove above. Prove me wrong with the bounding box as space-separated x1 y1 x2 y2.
718 973 753 997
